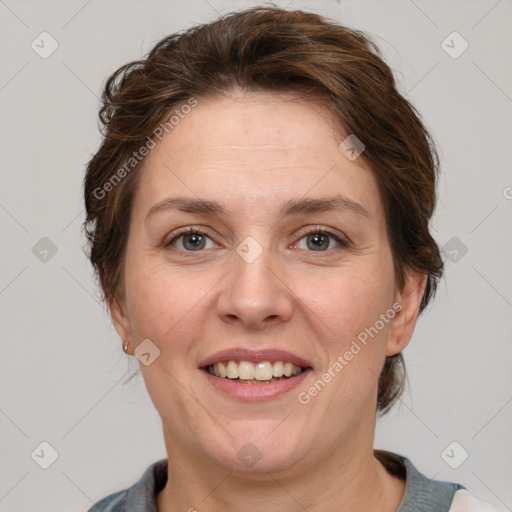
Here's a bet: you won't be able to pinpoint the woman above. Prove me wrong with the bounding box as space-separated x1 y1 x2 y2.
83 6 503 512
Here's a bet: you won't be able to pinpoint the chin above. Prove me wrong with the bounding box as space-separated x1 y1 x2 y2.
201 424 311 475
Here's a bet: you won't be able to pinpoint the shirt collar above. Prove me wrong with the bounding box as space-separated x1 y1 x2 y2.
117 452 464 511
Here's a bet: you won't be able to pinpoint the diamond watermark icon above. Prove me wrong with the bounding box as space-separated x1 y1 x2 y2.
441 441 469 469
338 134 365 161
32 237 58 263
441 31 469 59
31 31 59 59
236 442 262 468
442 236 468 263
236 236 263 264
134 338 161 366
31 441 59 469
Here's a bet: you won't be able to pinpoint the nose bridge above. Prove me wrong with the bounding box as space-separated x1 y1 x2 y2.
217 235 293 328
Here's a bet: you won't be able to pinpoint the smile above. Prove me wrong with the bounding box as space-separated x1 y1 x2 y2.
205 360 305 384
199 348 313 401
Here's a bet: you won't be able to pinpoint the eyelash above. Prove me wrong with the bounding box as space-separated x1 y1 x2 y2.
164 225 349 256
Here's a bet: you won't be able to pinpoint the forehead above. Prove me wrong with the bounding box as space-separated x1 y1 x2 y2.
133 91 384 223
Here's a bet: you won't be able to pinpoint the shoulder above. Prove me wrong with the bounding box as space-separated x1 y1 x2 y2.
86 490 127 512
449 489 509 512
375 450 506 512
86 458 168 512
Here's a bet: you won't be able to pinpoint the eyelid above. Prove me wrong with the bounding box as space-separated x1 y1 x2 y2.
295 225 349 244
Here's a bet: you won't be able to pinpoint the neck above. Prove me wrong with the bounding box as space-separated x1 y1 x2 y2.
157 430 405 512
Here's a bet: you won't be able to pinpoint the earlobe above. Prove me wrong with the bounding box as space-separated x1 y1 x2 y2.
386 270 428 356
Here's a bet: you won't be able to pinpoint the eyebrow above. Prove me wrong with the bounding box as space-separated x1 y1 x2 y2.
145 194 371 222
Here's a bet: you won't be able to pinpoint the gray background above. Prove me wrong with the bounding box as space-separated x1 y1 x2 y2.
0 0 511 510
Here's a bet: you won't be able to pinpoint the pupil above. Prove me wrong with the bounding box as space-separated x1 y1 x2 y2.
309 233 328 251
185 233 205 250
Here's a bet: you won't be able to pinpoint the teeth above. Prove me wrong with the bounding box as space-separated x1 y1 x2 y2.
238 361 254 380
217 361 227 378
272 361 284 377
208 360 305 381
254 361 273 381
226 360 239 379
284 362 294 377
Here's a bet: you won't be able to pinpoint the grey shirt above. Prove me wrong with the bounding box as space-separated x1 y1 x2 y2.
87 451 465 512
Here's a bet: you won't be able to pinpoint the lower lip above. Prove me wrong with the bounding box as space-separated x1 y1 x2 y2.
201 369 311 401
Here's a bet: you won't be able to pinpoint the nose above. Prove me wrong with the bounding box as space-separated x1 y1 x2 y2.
217 241 294 330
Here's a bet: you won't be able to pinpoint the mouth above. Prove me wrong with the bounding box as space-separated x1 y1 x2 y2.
199 349 313 401
204 360 307 384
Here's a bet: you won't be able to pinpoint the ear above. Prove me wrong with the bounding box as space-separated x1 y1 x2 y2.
386 269 428 356
109 295 133 353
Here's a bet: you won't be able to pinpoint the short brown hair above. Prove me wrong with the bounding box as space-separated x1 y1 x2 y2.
83 6 444 414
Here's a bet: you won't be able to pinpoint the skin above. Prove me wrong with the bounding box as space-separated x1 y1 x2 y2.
110 90 427 512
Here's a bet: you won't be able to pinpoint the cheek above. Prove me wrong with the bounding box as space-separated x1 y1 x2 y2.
301 263 394 347
124 259 222 368
124 264 193 345
301 271 393 406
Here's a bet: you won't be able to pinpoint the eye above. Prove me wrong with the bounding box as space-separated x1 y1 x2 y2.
293 227 348 252
164 226 349 255
165 228 217 252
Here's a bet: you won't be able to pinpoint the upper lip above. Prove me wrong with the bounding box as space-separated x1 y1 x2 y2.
198 348 313 369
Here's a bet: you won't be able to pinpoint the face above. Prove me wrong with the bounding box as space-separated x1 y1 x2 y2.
111 91 425 474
